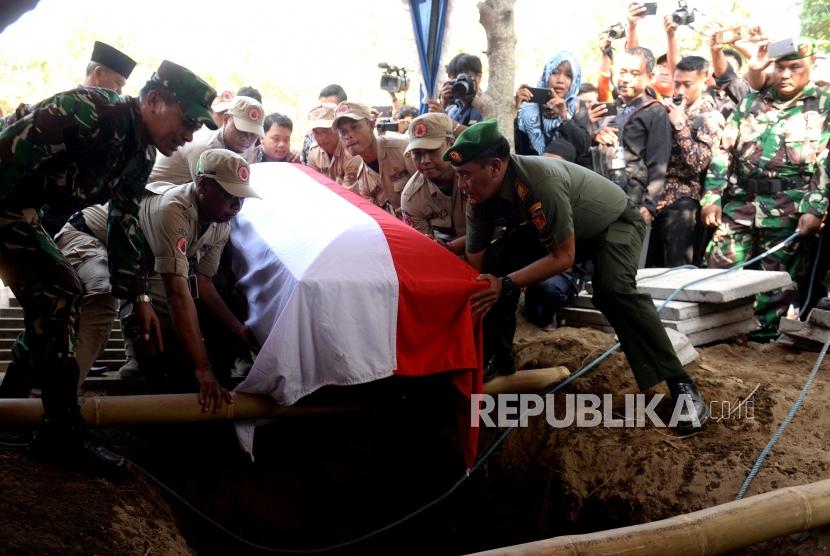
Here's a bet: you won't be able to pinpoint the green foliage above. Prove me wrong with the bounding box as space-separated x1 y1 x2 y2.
800 0 830 50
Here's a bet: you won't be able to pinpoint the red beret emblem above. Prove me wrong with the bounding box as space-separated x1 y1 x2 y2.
221 90 234 101
413 123 428 138
247 107 261 121
449 151 462 162
237 165 250 181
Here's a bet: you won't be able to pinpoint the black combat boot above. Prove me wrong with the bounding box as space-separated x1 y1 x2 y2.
29 406 125 478
666 374 710 430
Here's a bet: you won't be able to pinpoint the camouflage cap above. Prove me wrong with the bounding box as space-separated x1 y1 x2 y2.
775 38 817 61
196 148 260 199
307 103 338 130
151 60 218 130
442 119 502 165
211 89 236 113
333 101 373 128
405 112 455 154
227 96 266 137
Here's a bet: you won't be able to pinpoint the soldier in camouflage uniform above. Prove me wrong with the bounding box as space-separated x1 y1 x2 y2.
0 60 217 475
701 39 830 339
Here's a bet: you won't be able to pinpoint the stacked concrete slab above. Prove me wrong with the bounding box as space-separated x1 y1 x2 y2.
779 308 830 346
563 268 792 346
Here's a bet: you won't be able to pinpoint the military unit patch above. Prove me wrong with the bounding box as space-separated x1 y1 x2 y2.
248 107 261 121
449 151 462 162
515 181 529 203
176 236 187 256
413 123 428 138
237 165 250 181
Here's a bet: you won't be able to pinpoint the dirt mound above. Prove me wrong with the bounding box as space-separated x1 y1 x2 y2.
467 322 830 553
0 445 192 555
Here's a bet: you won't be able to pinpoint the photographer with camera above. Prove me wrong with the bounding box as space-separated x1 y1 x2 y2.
594 47 671 226
428 53 494 129
334 101 414 216
701 38 829 340
514 52 593 168
625 2 676 99
646 56 725 268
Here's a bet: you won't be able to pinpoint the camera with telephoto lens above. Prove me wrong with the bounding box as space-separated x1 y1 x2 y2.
671 0 695 26
450 73 477 101
378 63 410 93
606 22 627 40
375 119 400 133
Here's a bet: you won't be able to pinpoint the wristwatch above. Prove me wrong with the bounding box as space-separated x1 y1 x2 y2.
500 275 519 299
134 294 151 304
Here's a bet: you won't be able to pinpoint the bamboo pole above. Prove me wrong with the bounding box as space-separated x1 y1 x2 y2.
483 367 570 395
0 393 358 427
469 478 830 555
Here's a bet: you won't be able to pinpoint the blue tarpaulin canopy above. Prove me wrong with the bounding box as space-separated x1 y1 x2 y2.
409 0 449 114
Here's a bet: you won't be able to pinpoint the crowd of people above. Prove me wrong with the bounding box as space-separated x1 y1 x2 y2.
0 2 828 477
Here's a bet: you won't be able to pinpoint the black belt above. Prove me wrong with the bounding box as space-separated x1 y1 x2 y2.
742 177 804 195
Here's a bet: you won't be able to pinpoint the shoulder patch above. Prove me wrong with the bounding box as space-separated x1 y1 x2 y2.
176 236 187 256
530 202 546 230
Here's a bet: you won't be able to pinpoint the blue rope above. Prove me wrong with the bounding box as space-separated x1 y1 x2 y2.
736 334 830 500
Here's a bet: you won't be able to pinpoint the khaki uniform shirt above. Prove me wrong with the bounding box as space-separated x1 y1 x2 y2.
401 172 467 240
149 127 256 185
139 182 230 279
466 156 628 253
306 139 360 186
352 135 414 214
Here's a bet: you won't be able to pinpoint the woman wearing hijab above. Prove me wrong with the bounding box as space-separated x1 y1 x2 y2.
514 52 593 168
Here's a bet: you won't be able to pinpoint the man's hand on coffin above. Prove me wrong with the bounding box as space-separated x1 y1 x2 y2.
471 273 502 317
195 367 233 413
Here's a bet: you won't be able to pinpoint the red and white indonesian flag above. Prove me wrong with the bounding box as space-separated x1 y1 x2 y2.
231 163 484 465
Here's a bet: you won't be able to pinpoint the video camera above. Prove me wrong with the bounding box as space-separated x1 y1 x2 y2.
376 119 400 133
378 63 410 93
671 0 695 26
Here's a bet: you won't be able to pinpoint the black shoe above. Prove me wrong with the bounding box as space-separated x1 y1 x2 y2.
667 378 709 430
483 355 517 382
816 297 830 311
28 422 125 478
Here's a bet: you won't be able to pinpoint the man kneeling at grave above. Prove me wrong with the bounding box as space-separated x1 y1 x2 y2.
449 119 709 429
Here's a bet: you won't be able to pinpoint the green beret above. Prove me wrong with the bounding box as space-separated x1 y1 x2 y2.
151 60 218 130
775 38 817 61
443 118 502 164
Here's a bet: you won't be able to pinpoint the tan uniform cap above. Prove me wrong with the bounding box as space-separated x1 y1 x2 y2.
228 96 266 137
196 148 261 199
333 101 374 127
307 103 338 130
405 112 455 154
211 89 236 112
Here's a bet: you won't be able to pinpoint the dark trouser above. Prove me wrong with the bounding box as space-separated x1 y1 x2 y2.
524 274 577 328
646 197 703 268
482 205 685 390
588 205 685 389
0 208 84 423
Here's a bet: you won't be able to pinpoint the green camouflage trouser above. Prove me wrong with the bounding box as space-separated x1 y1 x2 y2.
705 210 803 337
0 208 83 419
